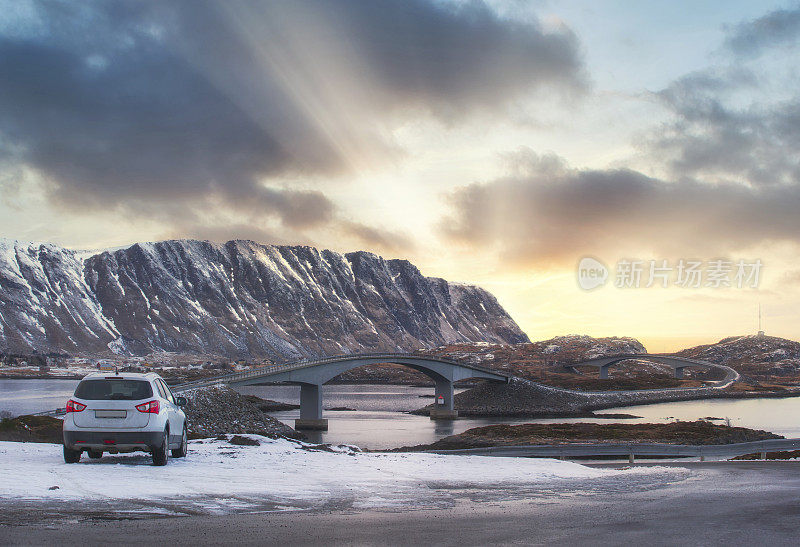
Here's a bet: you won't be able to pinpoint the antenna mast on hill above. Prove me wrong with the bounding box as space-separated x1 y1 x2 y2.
758 303 765 337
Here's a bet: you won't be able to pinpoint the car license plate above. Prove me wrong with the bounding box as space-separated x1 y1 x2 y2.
95 410 126 418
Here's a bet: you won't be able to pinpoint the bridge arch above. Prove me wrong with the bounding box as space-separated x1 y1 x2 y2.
174 353 508 431
564 353 736 383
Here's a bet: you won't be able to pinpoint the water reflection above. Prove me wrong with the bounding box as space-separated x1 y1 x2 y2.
237 384 800 449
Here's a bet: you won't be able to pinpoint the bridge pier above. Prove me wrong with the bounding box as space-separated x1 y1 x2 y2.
430 379 458 420
674 367 685 379
598 365 610 380
295 383 328 431
172 353 509 430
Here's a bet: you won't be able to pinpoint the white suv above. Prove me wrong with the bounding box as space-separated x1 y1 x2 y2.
62 372 188 466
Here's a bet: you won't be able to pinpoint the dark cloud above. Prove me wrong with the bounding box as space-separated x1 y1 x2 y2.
450 5 800 268
329 0 587 117
649 69 800 187
645 6 800 187
0 0 584 232
442 149 800 266
724 6 800 58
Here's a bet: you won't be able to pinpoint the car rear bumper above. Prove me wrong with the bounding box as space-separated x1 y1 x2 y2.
63 430 163 452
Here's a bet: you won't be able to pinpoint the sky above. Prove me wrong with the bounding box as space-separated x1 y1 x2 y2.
1 0 800 352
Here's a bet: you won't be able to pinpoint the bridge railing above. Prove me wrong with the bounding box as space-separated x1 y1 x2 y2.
559 352 739 390
173 352 508 392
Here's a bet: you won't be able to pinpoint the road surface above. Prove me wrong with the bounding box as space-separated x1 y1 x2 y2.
2 462 799 546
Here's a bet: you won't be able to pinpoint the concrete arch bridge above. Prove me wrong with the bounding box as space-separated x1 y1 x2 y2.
174 353 508 430
564 354 738 384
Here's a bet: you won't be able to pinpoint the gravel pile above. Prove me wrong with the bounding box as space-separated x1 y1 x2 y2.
181 384 303 440
443 378 598 416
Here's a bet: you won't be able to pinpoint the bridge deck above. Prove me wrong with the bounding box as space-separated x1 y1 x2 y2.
563 353 739 385
173 352 508 392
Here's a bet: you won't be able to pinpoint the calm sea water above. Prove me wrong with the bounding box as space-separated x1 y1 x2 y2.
4 379 800 449
0 379 80 417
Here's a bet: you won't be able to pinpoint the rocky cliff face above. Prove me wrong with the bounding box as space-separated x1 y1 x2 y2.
0 240 118 354
0 239 528 359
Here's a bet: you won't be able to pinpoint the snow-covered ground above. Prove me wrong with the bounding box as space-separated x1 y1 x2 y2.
0 437 685 515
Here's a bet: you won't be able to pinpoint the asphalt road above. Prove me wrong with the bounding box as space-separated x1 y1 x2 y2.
2 462 800 546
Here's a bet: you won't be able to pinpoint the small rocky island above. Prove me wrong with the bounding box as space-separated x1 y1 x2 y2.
396 421 782 452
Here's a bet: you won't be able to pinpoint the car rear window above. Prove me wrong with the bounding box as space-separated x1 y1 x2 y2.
74 379 153 400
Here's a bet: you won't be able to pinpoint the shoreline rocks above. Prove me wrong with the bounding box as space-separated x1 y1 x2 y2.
241 395 300 412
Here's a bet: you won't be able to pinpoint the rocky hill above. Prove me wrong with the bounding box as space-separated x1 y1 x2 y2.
425 335 646 373
334 335 660 387
677 335 800 384
338 334 800 391
0 238 528 360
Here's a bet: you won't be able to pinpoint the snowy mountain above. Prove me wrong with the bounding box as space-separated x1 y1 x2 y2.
0 239 529 359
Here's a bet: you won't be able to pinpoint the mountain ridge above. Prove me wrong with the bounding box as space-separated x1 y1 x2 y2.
0 238 529 360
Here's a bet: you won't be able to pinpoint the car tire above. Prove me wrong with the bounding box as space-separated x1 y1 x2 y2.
63 445 81 464
87 450 103 459
171 426 188 458
152 428 169 466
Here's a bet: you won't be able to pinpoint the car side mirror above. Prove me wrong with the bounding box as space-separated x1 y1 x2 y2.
176 396 187 407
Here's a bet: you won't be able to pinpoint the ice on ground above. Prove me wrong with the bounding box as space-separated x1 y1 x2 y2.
0 438 681 511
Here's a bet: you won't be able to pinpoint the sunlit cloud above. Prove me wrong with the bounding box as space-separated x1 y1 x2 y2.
0 0 585 244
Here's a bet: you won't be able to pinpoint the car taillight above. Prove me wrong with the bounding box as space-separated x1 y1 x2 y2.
135 400 159 414
66 400 86 413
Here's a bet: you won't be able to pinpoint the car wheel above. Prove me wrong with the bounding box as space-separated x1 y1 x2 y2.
171 426 188 458
87 450 103 459
63 445 81 464
152 428 169 466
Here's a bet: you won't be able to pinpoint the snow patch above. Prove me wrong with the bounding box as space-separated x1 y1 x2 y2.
0 437 673 510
